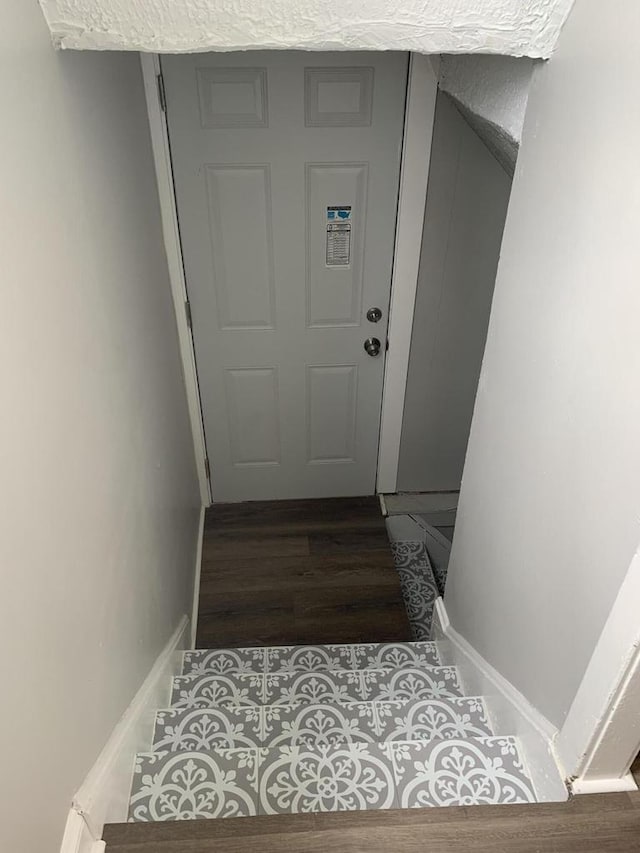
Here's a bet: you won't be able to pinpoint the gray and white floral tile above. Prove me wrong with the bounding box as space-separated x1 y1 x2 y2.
128 748 261 821
265 641 441 673
391 540 440 640
374 697 492 742
153 707 264 751
387 736 536 808
350 642 440 671
128 736 534 821
264 670 369 705
371 666 462 702
171 672 266 709
171 666 462 710
261 702 379 747
182 647 267 676
264 644 358 673
430 556 448 598
258 743 397 814
153 695 491 752
263 666 462 706
390 541 427 569
182 641 441 676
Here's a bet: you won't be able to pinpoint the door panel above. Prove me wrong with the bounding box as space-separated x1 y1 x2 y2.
306 364 358 463
204 165 276 330
163 51 407 501
225 368 281 466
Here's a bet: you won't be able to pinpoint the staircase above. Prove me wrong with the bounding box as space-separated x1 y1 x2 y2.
126 640 537 821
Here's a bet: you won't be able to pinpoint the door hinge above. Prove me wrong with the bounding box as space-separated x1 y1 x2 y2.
184 300 193 329
204 457 211 480
156 72 167 113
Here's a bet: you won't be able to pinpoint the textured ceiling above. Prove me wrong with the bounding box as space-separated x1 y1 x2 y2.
38 0 574 57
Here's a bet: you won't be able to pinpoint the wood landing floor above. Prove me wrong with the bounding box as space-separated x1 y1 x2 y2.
194 496 411 648
104 792 640 852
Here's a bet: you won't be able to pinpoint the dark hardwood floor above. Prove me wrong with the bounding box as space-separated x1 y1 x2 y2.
104 791 640 852
195 496 411 648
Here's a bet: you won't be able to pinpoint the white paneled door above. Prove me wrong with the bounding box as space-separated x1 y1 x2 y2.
162 52 407 501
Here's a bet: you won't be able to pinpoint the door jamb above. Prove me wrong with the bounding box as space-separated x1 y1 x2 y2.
140 51 438 503
376 55 438 494
140 53 211 505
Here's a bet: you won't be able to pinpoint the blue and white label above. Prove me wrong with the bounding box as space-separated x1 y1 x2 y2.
326 206 352 266
327 205 352 222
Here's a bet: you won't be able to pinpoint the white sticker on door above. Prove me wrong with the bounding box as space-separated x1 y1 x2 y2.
326 206 352 267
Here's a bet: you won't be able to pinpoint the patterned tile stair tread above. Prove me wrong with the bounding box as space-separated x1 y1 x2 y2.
390 540 440 641
152 696 493 751
171 665 463 709
128 736 536 821
393 536 448 598
182 641 441 676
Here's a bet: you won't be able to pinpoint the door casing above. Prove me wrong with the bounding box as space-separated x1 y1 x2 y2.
140 52 438 505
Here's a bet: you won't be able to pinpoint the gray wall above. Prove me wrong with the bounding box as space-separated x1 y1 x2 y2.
398 92 511 492
0 3 201 850
445 0 640 728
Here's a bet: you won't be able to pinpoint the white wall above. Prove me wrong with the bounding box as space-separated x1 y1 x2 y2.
37 0 574 57
0 3 201 851
445 0 640 729
398 92 511 492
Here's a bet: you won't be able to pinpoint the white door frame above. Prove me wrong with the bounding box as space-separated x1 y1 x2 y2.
141 53 211 505
376 54 438 494
140 51 438 504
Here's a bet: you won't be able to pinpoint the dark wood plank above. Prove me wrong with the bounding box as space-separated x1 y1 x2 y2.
195 590 296 647
200 551 402 592
202 531 310 560
104 792 640 852
204 496 385 534
195 496 410 648
307 527 391 554
294 587 410 643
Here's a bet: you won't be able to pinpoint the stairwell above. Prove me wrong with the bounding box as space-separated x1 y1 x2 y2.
123 529 538 821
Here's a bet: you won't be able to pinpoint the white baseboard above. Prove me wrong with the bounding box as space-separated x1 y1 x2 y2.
68 614 191 843
190 505 206 647
433 598 568 803
570 773 638 795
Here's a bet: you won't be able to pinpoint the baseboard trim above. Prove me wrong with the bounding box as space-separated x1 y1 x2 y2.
433 598 568 803
570 773 638 795
70 614 190 841
190 505 206 648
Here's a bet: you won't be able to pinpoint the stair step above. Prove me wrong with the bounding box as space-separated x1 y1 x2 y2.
128 736 535 821
152 696 493 751
171 665 463 710
182 641 440 676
